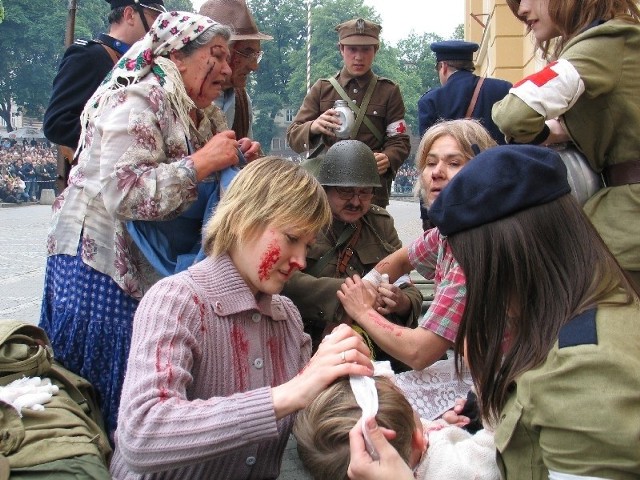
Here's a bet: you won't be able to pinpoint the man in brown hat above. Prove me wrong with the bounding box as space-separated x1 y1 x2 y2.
44 0 166 193
287 18 410 208
199 0 270 159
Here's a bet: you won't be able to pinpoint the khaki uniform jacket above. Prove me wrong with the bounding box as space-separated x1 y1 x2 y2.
495 294 640 479
287 69 411 207
282 206 422 362
493 20 640 270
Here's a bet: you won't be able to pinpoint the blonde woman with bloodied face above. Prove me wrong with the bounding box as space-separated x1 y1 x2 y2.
110 157 374 479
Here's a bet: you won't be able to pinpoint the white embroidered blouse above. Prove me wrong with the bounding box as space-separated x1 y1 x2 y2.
46 73 227 299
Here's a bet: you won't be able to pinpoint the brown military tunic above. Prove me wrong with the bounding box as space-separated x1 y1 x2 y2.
282 205 422 370
287 68 411 207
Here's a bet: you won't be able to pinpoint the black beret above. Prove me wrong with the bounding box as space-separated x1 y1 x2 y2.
430 40 479 62
106 0 164 9
429 145 571 236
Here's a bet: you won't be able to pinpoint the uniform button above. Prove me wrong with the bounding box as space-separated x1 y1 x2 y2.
214 301 223 313
251 312 261 323
246 456 256 466
353 88 359 93
373 110 378 115
253 358 264 369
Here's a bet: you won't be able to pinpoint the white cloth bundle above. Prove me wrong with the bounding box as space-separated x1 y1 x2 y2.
0 376 59 416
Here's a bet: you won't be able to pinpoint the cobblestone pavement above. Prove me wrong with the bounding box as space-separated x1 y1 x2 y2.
0 198 423 479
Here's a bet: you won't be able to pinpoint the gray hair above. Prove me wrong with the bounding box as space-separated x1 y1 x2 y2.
179 23 232 57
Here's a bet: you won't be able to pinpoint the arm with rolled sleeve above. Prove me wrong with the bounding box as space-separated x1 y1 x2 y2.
408 229 466 344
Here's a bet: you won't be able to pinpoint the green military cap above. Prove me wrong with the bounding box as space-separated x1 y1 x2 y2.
335 18 381 46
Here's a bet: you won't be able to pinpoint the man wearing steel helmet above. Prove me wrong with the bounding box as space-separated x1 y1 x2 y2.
287 18 410 208
282 140 421 371
43 0 166 193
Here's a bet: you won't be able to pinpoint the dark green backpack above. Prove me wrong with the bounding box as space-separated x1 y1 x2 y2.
0 321 111 479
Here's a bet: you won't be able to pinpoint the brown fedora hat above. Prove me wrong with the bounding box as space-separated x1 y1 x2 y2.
199 0 273 41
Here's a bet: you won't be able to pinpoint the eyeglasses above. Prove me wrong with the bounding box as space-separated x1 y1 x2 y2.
233 49 264 64
334 187 374 201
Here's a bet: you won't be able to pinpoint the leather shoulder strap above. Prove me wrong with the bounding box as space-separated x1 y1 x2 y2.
306 224 356 277
336 221 363 275
98 42 121 65
465 77 485 118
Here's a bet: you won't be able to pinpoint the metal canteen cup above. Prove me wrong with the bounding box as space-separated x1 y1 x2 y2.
333 100 355 139
553 143 603 205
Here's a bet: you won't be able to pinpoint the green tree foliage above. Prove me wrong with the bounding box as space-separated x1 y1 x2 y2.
0 0 66 130
0 0 192 131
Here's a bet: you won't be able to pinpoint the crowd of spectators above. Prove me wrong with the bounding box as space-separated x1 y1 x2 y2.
393 164 418 194
0 138 57 204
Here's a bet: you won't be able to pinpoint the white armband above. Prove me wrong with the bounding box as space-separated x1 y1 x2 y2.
510 58 585 119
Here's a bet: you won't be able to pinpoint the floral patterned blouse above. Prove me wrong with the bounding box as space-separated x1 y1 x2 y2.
46 73 228 299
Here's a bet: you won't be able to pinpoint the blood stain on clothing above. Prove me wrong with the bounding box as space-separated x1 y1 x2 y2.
267 336 285 385
231 326 249 390
193 294 207 332
155 335 175 401
259 240 281 281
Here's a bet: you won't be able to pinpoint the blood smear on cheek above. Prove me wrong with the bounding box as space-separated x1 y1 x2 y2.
259 240 281 281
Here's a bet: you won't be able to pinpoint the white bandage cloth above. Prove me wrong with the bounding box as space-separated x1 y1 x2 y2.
0 376 59 416
349 361 394 460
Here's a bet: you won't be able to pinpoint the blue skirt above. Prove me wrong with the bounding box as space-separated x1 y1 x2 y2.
39 252 139 441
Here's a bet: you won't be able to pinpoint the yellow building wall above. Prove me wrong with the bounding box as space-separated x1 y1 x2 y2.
465 0 544 83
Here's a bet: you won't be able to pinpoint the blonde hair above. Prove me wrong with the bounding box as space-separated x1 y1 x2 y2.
414 119 497 198
293 377 416 480
203 156 331 257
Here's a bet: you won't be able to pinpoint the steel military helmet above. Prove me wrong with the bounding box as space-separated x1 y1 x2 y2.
316 140 381 187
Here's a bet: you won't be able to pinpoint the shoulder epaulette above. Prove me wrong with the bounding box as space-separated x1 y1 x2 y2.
368 204 391 216
376 76 397 85
558 308 598 348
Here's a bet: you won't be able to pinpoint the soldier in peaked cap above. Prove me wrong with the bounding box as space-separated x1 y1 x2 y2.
200 0 270 160
287 18 410 208
418 40 511 142
416 39 512 231
44 0 166 194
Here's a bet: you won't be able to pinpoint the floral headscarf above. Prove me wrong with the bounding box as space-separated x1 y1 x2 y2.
79 11 222 150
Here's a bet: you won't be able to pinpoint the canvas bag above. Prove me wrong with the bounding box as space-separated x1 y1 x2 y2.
0 321 111 478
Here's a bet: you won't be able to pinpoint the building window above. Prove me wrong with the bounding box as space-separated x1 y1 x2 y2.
285 109 295 122
272 138 282 150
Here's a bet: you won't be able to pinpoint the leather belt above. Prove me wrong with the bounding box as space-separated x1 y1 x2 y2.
603 160 640 187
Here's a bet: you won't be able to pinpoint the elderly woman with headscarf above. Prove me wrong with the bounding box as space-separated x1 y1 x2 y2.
38 11 238 439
